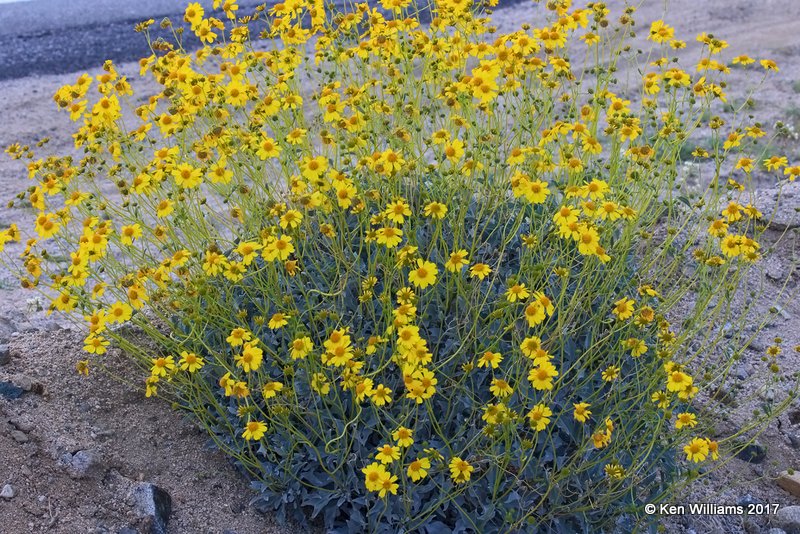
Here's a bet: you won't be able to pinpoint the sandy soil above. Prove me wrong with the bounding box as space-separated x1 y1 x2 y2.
1 1 800 533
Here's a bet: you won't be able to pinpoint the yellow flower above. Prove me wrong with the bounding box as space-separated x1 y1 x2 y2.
179 351 205 372
489 378 513 398
675 412 698 429
506 283 530 302
612 297 635 320
290 336 313 360
406 457 430 482
469 263 492 280
227 327 252 347
526 403 552 431
684 437 710 462
444 249 469 272
362 462 388 492
528 361 559 391
371 384 392 406
235 342 263 372
151 356 175 377
262 381 283 399
376 227 403 248
477 351 502 369
573 402 592 423
423 201 448 219
242 421 267 441
392 427 414 448
449 457 473 484
172 164 203 189
83 334 109 355
408 259 438 289
385 199 412 224
648 20 674 43
666 369 693 392
376 444 401 464
268 312 289 329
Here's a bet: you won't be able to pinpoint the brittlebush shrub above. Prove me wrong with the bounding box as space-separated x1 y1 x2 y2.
1 0 797 531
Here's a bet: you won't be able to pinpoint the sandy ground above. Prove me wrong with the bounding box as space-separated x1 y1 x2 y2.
1 0 800 532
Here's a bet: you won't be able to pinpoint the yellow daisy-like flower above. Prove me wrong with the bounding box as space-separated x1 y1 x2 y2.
469 263 492 280
506 283 530 302
477 351 502 369
526 403 552 431
375 444 401 465
444 249 469 272
408 259 438 289
449 457 473 484
675 412 698 429
392 427 414 448
573 402 592 423
684 437 710 462
406 457 431 482
242 421 267 441
612 297 635 320
179 351 205 372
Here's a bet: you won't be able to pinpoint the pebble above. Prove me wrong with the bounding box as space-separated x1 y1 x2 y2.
736 364 754 380
59 450 102 479
1 484 16 500
10 429 29 444
774 505 800 534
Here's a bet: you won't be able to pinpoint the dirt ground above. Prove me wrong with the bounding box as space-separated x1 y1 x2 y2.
1 0 800 533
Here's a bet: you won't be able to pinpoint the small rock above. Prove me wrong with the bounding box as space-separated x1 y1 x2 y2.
778 471 800 499
711 385 736 405
9 419 34 433
20 465 32 477
788 434 800 449
736 441 767 464
128 483 172 534
0 381 24 400
738 494 762 506
746 338 766 353
10 430 29 444
14 375 33 391
736 364 754 380
775 505 800 534
1 484 16 500
767 261 787 282
766 528 787 534
0 344 9 365
68 450 102 479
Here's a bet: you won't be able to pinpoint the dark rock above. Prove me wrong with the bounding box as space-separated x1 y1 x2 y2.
711 385 736 405
0 344 9 365
0 381 24 400
128 483 172 534
736 441 767 464
737 494 761 506
789 410 800 425
788 433 800 449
